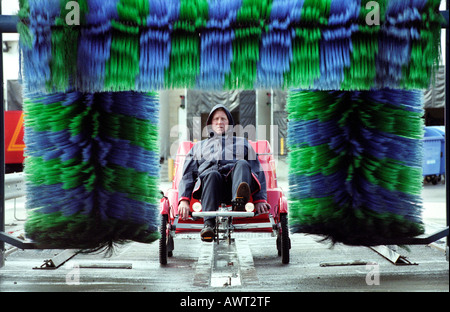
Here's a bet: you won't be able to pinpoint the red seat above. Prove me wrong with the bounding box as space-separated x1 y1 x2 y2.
163 140 286 233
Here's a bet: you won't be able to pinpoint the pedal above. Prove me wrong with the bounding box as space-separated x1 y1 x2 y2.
201 226 215 243
231 197 246 212
201 236 214 242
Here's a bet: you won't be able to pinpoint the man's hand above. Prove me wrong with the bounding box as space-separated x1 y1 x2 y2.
178 200 190 220
255 202 271 215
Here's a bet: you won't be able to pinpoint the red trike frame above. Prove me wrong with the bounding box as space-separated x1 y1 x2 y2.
159 140 290 265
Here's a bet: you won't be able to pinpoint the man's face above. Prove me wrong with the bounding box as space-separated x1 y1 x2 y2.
211 109 229 135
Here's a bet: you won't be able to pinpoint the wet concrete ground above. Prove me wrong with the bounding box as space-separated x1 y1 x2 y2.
0 232 447 292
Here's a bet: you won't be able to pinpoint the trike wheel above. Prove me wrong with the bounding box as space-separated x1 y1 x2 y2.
159 214 169 265
280 213 290 264
168 234 174 257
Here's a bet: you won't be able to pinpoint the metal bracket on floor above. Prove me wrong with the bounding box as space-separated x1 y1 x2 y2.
319 260 370 267
369 245 417 265
33 249 79 270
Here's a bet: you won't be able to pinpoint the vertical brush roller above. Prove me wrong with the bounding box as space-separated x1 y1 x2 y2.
288 88 425 246
287 90 350 240
23 91 160 250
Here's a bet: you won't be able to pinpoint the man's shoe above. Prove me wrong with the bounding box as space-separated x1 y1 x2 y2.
201 225 215 242
233 182 250 211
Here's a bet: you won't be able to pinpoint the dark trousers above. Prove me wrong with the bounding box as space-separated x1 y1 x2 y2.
201 160 252 225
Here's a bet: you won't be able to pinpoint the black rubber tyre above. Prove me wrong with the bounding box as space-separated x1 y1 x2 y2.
168 234 174 257
159 214 168 265
276 235 281 256
280 213 290 264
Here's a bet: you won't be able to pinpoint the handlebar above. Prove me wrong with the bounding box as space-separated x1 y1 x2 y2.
191 211 255 218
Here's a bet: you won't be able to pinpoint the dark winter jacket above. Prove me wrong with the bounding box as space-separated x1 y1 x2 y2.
178 104 267 204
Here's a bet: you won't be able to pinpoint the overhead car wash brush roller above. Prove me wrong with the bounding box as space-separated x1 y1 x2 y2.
18 0 443 92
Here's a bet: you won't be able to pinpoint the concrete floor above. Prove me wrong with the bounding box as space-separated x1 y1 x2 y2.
0 233 448 292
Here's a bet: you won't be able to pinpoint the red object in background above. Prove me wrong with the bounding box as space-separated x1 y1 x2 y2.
4 111 25 164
